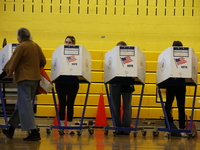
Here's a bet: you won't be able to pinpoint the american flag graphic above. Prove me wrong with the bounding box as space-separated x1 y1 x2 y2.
66 55 77 62
174 57 187 65
121 56 133 64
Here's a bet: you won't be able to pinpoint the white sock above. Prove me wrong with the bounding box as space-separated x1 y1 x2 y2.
60 120 64 126
68 121 72 126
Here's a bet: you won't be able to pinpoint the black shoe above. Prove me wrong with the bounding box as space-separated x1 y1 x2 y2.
23 129 41 141
68 130 75 135
115 130 123 135
23 133 41 141
123 131 130 135
2 127 15 139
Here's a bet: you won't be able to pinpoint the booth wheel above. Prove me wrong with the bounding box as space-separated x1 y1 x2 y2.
103 127 109 135
58 129 65 136
88 128 94 135
188 133 192 139
133 131 138 137
152 130 159 137
46 127 51 134
77 130 82 136
142 130 147 137
188 130 197 139
165 132 171 139
167 133 171 139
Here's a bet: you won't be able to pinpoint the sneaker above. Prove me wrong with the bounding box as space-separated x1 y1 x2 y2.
2 128 14 139
58 129 65 135
181 132 188 138
67 130 75 135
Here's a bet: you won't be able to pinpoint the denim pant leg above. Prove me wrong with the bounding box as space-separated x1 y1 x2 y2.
110 84 122 127
8 109 20 128
9 80 38 131
121 92 132 127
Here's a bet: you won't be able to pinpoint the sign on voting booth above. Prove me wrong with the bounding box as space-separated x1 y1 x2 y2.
104 46 146 84
0 43 19 74
50 45 91 83
156 46 198 85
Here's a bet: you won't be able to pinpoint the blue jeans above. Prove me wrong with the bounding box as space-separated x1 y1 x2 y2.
110 84 132 127
8 80 38 131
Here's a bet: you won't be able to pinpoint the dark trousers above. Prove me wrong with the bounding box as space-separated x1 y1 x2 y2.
55 83 79 121
165 85 186 129
110 84 132 127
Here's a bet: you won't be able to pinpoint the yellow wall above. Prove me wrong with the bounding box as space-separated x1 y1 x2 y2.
0 0 200 51
1 0 200 120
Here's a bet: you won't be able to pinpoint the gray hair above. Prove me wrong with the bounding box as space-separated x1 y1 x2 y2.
17 28 31 41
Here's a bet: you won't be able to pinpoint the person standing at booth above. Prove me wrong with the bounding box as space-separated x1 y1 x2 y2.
110 41 134 135
55 36 79 135
164 41 187 138
0 28 46 141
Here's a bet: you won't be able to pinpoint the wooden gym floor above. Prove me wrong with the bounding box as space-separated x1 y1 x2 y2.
0 125 200 150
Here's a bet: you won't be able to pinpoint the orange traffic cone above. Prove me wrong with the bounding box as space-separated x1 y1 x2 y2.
53 104 60 126
53 116 59 126
94 93 108 127
120 101 124 121
120 102 134 128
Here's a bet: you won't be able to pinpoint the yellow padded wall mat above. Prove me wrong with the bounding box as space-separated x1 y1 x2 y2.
0 0 200 51
0 0 200 119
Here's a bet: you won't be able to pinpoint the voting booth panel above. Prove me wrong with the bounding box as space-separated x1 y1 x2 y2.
156 46 198 85
50 45 92 83
0 43 19 74
104 46 146 84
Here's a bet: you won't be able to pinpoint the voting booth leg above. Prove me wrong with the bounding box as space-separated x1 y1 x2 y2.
134 84 145 129
104 83 146 137
157 85 171 130
79 83 91 128
49 83 92 136
105 83 116 127
190 85 197 131
0 84 9 128
0 84 36 129
52 87 61 127
156 85 197 138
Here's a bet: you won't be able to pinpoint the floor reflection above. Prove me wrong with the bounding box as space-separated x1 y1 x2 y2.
0 128 199 150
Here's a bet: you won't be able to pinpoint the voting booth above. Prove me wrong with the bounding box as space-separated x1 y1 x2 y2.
51 45 91 83
104 46 145 84
155 46 198 138
0 43 19 74
49 45 92 136
103 46 146 136
156 46 198 86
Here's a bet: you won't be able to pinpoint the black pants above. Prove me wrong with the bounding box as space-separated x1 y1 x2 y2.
165 85 186 129
55 83 79 121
